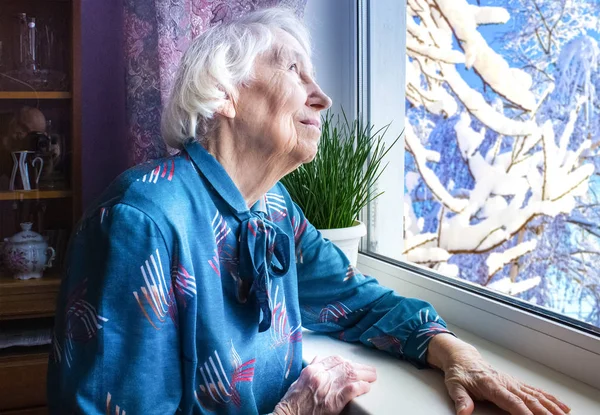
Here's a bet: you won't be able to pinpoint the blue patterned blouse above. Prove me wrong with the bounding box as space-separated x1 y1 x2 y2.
47 140 453 414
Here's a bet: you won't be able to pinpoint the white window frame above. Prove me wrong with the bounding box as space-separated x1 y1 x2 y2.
358 0 600 389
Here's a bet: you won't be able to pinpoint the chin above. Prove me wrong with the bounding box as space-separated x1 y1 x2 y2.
302 152 317 164
290 132 320 164
299 146 318 164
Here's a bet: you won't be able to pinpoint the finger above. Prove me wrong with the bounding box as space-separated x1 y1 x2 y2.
339 380 372 402
506 382 554 415
350 366 377 383
522 385 571 414
446 382 475 415
347 361 377 374
481 385 533 415
310 355 321 365
337 361 377 382
311 355 346 371
515 393 553 415
520 386 568 415
328 360 377 384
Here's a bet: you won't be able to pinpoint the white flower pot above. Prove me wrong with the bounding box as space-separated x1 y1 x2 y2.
319 221 367 267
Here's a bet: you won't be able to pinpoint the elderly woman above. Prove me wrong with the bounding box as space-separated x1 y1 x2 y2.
48 8 570 415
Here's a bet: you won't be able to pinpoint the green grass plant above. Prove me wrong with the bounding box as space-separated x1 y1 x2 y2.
282 110 400 229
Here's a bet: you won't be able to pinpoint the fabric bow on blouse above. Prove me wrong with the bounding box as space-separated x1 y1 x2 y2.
239 214 291 332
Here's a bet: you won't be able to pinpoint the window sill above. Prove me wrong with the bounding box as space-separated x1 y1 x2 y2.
356 254 600 389
302 326 600 414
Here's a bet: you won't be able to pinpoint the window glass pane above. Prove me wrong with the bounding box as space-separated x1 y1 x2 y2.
368 0 600 330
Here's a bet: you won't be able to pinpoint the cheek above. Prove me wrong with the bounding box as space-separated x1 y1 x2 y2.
287 84 307 111
269 84 305 138
248 73 308 152
268 80 305 118
264 71 305 109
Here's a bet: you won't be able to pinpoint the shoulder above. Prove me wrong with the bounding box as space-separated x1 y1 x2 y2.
262 182 299 222
267 183 310 242
272 182 304 219
272 182 314 244
113 152 197 198
82 152 209 233
271 182 294 207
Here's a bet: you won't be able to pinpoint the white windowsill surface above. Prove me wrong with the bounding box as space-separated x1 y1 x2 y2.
302 326 600 414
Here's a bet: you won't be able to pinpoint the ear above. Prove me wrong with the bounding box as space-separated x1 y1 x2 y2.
215 94 236 119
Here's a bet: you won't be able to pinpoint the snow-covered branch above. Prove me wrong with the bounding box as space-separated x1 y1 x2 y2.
441 64 538 136
407 39 465 64
405 124 469 213
404 0 597 286
434 0 537 111
488 276 542 295
487 240 538 276
468 5 510 26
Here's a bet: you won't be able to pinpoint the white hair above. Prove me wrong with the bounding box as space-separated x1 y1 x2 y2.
161 7 311 148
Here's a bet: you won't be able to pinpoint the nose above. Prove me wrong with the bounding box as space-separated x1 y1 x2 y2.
306 81 332 111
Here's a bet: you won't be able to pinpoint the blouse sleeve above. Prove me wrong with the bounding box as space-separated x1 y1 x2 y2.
47 203 182 414
292 203 454 369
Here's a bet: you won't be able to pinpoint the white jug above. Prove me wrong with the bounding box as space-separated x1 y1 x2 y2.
9 150 43 191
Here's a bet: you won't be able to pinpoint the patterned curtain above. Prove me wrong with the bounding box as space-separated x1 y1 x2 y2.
124 0 308 164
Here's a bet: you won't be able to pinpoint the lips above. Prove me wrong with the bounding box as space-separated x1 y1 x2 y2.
300 119 321 129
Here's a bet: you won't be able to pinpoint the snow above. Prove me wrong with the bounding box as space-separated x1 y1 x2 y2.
487 240 538 276
435 0 536 111
406 247 450 264
407 39 465 64
403 232 437 254
442 65 538 136
436 262 459 278
541 119 594 203
406 56 459 117
404 196 421 236
555 36 599 124
469 5 510 26
563 140 591 173
405 171 421 192
488 276 542 296
454 113 485 159
405 124 469 213
557 101 585 165
482 196 508 218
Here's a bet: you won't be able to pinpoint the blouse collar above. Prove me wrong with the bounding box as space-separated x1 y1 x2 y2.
184 140 290 333
183 140 267 218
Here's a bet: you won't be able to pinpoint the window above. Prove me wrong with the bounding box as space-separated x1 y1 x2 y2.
363 0 600 337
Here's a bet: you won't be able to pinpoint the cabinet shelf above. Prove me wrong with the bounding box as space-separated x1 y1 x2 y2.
0 345 49 412
0 190 72 201
0 345 50 361
0 272 62 320
0 91 71 100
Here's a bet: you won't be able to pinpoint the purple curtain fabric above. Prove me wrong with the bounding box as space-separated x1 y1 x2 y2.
123 0 308 164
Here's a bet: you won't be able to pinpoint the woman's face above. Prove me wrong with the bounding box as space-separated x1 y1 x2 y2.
230 29 332 167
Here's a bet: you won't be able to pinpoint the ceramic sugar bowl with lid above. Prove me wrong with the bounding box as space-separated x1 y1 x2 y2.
2 222 55 280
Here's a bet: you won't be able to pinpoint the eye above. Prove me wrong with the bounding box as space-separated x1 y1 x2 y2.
289 63 299 72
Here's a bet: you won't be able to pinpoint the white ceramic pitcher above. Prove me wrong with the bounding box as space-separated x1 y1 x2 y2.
9 150 44 191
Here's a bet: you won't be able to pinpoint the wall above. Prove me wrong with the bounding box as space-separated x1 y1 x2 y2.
304 0 357 116
79 0 128 210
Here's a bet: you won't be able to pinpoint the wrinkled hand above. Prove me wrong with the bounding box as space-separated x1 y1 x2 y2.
429 334 571 415
273 355 377 415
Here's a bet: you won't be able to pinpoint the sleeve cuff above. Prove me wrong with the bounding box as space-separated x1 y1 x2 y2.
404 321 455 369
